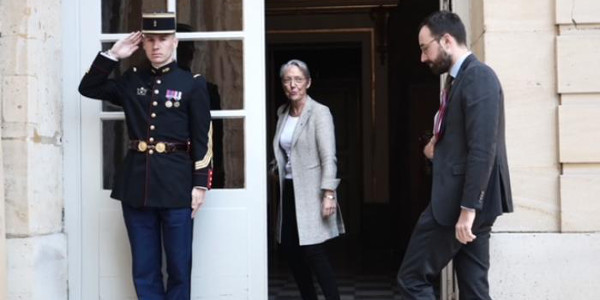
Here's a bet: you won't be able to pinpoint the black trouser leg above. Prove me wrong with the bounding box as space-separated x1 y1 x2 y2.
302 243 340 300
397 205 458 300
397 204 496 300
453 222 494 300
281 180 318 300
283 244 319 300
280 179 340 300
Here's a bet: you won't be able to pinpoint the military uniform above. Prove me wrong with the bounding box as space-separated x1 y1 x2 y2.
78 12 212 299
78 53 213 208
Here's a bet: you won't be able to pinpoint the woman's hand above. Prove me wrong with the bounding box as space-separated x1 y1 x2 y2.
321 191 337 218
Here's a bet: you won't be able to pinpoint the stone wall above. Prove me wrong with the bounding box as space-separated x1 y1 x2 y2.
470 0 600 298
477 0 561 232
0 0 67 299
556 0 600 232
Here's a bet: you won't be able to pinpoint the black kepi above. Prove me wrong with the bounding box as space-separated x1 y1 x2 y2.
142 12 176 34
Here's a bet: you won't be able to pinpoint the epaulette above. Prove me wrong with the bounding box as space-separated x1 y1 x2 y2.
193 74 202 78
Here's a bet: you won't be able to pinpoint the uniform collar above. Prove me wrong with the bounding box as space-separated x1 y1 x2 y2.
150 60 177 75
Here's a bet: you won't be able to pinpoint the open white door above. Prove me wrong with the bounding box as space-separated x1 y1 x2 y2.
66 0 267 299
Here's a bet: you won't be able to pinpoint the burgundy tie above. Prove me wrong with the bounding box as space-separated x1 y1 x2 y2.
434 75 454 141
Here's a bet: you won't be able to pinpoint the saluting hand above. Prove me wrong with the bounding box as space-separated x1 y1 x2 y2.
109 31 143 60
191 187 207 219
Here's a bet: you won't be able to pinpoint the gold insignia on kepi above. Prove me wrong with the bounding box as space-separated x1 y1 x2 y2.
142 12 176 34
155 142 166 153
137 141 148 152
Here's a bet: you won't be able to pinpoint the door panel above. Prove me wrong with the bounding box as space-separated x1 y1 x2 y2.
77 0 266 299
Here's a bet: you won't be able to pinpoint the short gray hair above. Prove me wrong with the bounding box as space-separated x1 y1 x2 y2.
279 59 311 79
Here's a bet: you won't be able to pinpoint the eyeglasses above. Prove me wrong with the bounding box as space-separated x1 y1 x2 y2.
420 38 439 52
282 76 307 85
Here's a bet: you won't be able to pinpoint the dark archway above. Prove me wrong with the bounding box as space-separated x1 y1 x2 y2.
266 1 440 298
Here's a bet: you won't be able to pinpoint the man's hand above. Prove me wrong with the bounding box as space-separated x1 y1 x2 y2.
423 136 436 160
191 187 207 219
110 31 143 60
455 208 477 244
321 191 337 218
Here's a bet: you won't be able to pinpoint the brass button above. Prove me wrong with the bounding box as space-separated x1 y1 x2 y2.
148 149 154 155
137 141 148 152
149 137 155 142
155 142 166 153
156 79 162 84
154 89 159 94
150 125 155 130
151 113 157 118
152 101 158 106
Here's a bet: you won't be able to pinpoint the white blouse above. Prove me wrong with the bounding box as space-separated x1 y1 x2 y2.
279 115 299 179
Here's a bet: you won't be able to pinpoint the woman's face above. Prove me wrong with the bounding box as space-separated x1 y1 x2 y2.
281 65 311 103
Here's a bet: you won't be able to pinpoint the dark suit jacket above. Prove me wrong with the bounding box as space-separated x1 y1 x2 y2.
431 54 513 226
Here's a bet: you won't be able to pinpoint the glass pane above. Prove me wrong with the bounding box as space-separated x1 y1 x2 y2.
102 120 129 189
102 118 245 189
100 40 243 111
179 40 244 110
212 118 245 188
102 0 167 33
177 0 242 32
102 0 242 33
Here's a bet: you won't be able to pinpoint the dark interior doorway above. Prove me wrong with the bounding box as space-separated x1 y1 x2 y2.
266 0 441 298
266 41 364 269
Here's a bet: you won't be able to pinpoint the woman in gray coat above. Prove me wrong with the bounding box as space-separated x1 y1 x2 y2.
272 59 345 300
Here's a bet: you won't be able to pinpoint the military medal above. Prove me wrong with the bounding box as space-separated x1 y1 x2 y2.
166 89 182 108
166 90 182 99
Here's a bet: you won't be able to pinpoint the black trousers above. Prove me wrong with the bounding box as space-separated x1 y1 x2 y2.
397 204 495 300
280 179 340 300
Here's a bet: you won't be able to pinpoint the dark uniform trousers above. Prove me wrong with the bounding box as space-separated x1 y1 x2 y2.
397 204 496 300
122 203 193 300
79 53 213 300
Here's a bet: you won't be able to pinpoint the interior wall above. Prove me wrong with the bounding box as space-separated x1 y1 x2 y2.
266 8 396 271
387 0 440 258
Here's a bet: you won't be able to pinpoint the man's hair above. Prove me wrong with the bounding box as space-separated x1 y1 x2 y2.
420 10 467 45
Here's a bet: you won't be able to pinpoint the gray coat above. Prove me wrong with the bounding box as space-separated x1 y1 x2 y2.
273 97 345 245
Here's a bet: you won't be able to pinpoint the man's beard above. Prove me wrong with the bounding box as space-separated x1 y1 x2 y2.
428 49 452 75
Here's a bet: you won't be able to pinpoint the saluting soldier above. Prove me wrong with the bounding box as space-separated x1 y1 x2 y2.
78 12 212 299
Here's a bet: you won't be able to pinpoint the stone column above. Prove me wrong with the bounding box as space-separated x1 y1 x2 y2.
0 84 6 300
0 1 67 299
